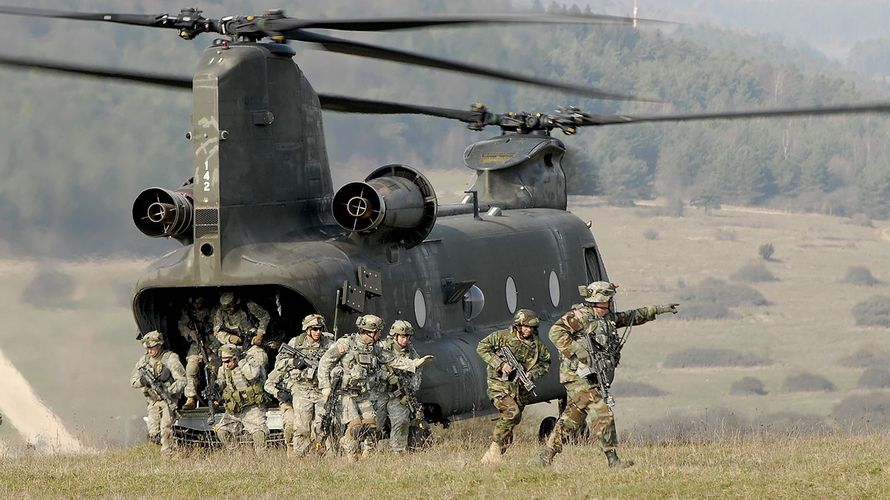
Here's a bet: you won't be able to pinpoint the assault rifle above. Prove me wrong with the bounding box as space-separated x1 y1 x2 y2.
496 346 536 396
316 377 342 451
393 374 423 422
278 342 319 377
138 365 181 417
577 334 617 408
195 334 219 424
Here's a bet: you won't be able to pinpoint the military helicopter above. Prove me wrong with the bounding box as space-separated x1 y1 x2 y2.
2 5 890 443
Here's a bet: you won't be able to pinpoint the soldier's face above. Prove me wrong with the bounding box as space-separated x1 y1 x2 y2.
223 357 236 367
396 334 411 347
223 304 235 314
518 325 535 338
306 326 322 341
592 302 611 316
146 345 161 357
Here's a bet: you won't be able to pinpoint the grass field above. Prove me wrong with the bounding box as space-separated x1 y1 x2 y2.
1 433 887 498
1 180 890 495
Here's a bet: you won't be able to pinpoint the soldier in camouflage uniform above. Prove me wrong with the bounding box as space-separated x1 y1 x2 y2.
130 330 187 456
270 313 333 457
264 353 295 453
538 281 678 468
178 296 218 410
212 292 271 350
476 309 551 463
214 343 269 454
318 314 433 459
375 319 424 453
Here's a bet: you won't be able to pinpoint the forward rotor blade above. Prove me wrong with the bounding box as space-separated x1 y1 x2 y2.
582 103 890 126
265 12 674 32
0 5 166 27
317 95 474 121
287 30 658 102
0 55 191 89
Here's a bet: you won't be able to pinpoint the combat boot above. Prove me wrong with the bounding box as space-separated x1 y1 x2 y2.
605 450 634 469
183 397 197 410
251 431 267 455
480 441 503 464
537 446 556 466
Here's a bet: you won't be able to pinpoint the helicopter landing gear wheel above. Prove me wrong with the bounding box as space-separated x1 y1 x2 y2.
538 416 557 443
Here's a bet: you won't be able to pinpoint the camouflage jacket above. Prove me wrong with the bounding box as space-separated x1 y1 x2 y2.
549 304 657 385
476 328 550 400
274 332 334 396
130 350 187 402
317 333 417 394
216 346 268 413
211 301 271 346
379 338 421 397
177 306 215 347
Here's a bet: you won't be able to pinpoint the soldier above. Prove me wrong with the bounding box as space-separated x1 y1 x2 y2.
178 296 218 410
214 343 269 454
538 281 678 468
269 313 333 457
212 291 271 349
264 354 295 452
376 319 424 453
476 309 551 463
129 330 186 457
317 314 433 459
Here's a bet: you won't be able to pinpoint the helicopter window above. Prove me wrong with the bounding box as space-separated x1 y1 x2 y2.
414 289 427 328
584 247 604 282
549 271 560 307
462 285 485 321
505 277 518 314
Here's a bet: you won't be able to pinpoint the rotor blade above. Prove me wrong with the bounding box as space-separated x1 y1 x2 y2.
287 31 658 102
0 55 191 89
265 12 674 32
581 103 890 126
0 5 166 27
317 94 475 121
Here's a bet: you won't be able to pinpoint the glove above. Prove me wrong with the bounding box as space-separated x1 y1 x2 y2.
157 367 172 383
321 387 332 398
293 357 310 370
251 333 264 346
655 303 679 315
277 390 292 403
139 375 151 387
227 334 241 345
414 355 434 368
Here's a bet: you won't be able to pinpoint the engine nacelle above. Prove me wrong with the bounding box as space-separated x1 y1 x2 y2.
132 187 194 241
332 164 437 248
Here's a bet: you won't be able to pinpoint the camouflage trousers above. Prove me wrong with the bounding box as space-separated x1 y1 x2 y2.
184 343 220 399
145 399 176 456
491 394 525 450
547 380 616 454
279 402 294 448
374 394 412 452
214 405 268 453
339 392 378 457
292 391 323 456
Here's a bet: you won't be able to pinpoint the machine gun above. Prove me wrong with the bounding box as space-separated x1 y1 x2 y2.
138 365 181 417
496 346 536 396
278 342 319 377
195 335 219 424
576 334 618 408
316 378 342 451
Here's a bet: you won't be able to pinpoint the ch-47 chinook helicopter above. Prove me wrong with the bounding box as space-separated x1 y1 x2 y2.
3 5 890 443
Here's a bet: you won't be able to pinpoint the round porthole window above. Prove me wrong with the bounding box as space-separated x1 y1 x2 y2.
414 289 427 328
462 285 485 321
505 276 517 314
549 271 560 307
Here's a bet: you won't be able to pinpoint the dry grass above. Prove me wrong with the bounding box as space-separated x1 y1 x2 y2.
1 433 888 498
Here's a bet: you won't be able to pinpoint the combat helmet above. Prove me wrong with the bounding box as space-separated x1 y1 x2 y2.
142 330 164 348
512 309 540 328
356 314 384 332
302 313 326 331
579 281 617 303
219 292 236 308
219 343 239 361
389 319 415 337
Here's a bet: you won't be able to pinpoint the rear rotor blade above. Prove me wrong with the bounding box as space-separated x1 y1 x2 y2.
0 5 167 27
288 31 658 102
266 12 674 32
581 103 890 126
0 55 191 89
